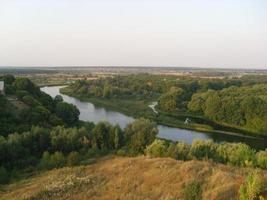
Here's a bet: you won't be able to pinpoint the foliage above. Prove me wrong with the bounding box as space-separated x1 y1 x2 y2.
0 166 9 184
55 102 80 125
216 143 256 167
182 181 203 200
256 150 267 169
188 84 267 134
167 142 190 160
125 118 158 154
239 171 262 200
189 140 217 160
145 139 168 157
0 76 80 136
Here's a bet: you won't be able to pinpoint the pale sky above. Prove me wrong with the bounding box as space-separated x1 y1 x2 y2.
0 0 267 68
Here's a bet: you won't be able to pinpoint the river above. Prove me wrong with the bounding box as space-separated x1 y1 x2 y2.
41 86 267 150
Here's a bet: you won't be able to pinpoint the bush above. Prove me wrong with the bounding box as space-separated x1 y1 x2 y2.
256 150 267 169
167 142 190 160
239 171 262 200
145 139 169 157
39 151 52 170
50 151 66 169
182 181 202 200
67 151 81 166
22 95 41 106
227 143 256 167
190 140 217 160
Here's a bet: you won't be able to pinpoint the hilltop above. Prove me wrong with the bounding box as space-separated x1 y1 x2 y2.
1 156 267 200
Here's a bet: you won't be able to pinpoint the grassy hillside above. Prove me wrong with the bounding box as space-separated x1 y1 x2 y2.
1 156 267 200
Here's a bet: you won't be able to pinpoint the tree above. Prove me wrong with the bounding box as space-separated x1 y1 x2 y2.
55 102 80 125
124 118 158 154
67 151 80 166
158 87 185 111
0 166 9 184
50 151 65 168
103 85 112 98
54 95 63 104
39 151 51 170
2 74 15 84
13 77 38 94
114 126 123 149
92 122 111 149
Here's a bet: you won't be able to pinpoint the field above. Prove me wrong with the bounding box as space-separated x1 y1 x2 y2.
1 156 267 200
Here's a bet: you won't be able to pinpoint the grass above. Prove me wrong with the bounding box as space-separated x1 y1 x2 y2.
1 156 267 200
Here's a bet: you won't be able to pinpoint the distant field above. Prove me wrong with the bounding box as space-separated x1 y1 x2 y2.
1 156 267 200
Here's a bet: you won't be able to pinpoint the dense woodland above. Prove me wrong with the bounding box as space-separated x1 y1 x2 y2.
64 74 267 135
0 75 79 136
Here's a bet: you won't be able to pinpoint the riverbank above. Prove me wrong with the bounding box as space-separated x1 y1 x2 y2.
60 87 265 140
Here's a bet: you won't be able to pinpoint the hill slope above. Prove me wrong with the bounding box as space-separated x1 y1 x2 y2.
1 156 267 200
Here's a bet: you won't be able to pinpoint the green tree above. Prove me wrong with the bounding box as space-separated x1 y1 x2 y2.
39 151 51 170
54 95 63 104
92 122 111 149
113 125 123 149
0 166 9 184
55 102 80 125
125 118 158 154
50 151 65 168
67 151 80 166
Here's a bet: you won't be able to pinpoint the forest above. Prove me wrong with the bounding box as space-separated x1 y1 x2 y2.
62 74 267 136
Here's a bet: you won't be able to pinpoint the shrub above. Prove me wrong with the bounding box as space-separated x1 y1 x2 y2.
182 181 202 200
167 142 190 160
50 151 66 169
239 171 262 200
256 150 267 169
145 139 169 157
227 143 256 167
39 151 52 170
67 151 81 166
190 140 217 160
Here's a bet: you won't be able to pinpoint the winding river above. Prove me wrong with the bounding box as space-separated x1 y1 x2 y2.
41 86 267 150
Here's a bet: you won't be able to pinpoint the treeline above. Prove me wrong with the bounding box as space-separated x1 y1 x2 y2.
63 74 267 134
63 74 243 101
146 139 267 169
0 118 158 184
188 84 267 134
0 75 80 136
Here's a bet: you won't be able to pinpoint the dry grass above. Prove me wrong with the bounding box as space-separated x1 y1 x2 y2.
1 156 266 200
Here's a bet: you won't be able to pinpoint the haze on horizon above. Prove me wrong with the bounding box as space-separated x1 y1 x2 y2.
0 0 267 69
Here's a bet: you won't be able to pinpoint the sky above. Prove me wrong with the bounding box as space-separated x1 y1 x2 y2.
0 0 267 68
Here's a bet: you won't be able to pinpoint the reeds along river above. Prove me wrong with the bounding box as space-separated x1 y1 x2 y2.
41 86 267 150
